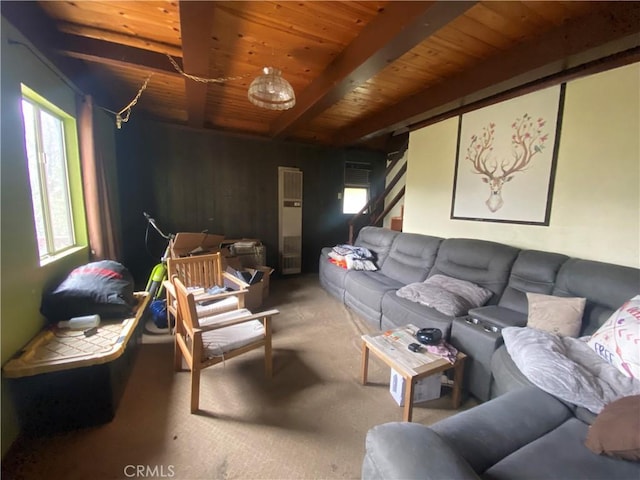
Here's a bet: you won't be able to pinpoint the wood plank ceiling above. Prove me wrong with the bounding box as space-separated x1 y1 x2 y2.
3 1 639 149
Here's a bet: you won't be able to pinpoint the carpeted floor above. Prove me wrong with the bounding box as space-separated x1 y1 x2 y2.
2 274 477 480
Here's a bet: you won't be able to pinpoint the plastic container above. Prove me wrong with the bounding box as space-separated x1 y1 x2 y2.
57 314 101 330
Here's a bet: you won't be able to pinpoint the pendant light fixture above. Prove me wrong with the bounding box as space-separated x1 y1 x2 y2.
248 67 296 110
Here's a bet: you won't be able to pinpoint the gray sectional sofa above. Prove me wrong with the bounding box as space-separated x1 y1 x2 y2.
362 386 640 480
319 227 520 338
320 227 640 479
320 226 639 402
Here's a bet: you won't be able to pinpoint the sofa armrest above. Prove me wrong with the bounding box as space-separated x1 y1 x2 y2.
362 422 480 480
430 387 573 474
467 305 527 328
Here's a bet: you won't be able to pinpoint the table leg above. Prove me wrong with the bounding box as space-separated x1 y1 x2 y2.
451 356 465 409
403 375 415 422
361 341 370 385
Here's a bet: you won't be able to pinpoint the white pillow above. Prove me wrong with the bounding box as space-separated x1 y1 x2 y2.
587 295 640 380
526 293 586 337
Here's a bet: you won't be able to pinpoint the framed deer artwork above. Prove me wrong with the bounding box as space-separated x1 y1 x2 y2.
451 84 565 225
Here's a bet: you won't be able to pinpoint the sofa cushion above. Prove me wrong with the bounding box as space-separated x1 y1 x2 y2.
584 395 640 461
381 291 455 334
344 271 405 327
431 387 573 474
587 295 640 380
498 250 569 314
428 238 520 304
553 258 640 336
483 417 640 480
379 233 441 284
526 292 586 337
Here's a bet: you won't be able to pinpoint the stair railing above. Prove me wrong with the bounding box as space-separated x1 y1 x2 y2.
348 156 407 244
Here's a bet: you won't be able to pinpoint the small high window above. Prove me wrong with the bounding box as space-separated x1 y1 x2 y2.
343 161 371 214
343 187 369 214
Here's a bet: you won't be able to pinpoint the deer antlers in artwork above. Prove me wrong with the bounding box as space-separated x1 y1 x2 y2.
465 114 549 212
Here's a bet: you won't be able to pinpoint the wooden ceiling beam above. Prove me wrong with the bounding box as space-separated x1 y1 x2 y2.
270 1 477 140
335 2 640 145
57 35 182 77
57 21 183 58
0 1 113 107
179 1 216 128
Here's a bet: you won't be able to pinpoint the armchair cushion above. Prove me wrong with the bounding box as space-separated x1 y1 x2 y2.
200 308 265 355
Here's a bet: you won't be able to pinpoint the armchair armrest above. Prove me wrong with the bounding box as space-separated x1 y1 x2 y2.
166 278 248 315
164 280 176 299
193 288 247 304
195 309 280 332
362 422 480 480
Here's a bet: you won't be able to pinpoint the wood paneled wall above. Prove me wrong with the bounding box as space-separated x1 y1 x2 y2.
115 120 386 286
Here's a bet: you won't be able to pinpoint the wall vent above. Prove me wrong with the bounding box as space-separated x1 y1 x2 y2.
278 167 303 274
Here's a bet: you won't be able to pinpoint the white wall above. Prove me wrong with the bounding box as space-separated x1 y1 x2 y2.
404 63 640 268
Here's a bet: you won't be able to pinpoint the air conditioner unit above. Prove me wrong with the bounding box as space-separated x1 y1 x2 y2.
278 166 302 274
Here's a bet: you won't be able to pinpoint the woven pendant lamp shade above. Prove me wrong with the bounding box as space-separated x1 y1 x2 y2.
248 67 296 110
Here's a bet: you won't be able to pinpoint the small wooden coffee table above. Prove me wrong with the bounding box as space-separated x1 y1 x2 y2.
361 324 466 422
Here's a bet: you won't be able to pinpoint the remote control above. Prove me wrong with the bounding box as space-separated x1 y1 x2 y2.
84 327 98 337
408 342 422 352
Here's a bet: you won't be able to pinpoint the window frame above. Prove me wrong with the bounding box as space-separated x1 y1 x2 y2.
20 84 87 265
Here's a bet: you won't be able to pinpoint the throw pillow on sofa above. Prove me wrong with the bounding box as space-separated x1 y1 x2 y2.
396 274 492 317
526 292 586 337
585 394 640 461
587 295 640 380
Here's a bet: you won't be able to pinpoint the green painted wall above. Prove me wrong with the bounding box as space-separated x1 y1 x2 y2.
1 17 100 456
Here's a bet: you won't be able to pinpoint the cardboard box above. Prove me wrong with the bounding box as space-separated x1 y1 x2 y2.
389 369 441 407
250 266 273 300
244 282 264 311
224 266 273 310
170 232 225 258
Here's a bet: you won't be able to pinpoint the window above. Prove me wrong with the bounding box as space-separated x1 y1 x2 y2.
343 161 371 214
21 85 83 262
343 187 369 214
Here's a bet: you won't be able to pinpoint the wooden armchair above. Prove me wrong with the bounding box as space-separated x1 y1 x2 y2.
172 276 278 413
164 252 248 330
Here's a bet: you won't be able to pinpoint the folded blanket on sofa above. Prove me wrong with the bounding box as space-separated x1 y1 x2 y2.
503 327 640 413
330 244 377 271
332 244 373 258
